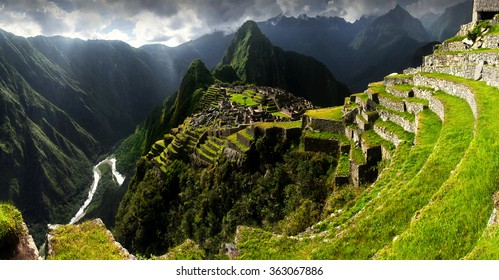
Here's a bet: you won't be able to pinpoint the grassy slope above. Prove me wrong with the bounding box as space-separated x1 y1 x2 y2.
380 74 499 259
236 108 443 259
48 220 128 260
0 203 23 241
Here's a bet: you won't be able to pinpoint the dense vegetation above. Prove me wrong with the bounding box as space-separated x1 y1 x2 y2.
114 129 337 257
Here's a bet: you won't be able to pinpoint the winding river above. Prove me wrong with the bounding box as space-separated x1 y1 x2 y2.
69 157 125 224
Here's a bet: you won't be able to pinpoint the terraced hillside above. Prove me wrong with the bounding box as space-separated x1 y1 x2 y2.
233 19 499 260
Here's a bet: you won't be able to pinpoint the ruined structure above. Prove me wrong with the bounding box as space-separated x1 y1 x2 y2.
473 0 499 22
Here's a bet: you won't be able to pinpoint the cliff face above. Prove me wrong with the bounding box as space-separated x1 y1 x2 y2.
0 203 39 260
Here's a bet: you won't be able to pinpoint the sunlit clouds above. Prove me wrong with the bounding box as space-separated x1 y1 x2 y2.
0 0 469 47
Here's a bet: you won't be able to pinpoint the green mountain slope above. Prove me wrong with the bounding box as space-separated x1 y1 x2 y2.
216 21 350 107
0 29 168 244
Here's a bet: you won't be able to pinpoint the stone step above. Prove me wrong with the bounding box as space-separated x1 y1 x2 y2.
383 74 414 87
373 119 415 147
413 74 478 119
377 92 406 113
424 51 499 69
376 105 417 133
200 145 216 158
386 84 414 98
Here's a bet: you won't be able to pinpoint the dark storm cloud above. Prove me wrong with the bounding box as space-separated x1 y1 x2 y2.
0 0 470 46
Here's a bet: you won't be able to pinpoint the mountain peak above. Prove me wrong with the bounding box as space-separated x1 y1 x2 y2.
387 4 412 18
237 20 263 37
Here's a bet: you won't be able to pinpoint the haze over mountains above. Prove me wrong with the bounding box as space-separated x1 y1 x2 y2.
138 1 473 93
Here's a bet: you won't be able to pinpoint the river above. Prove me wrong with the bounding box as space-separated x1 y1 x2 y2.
69 157 125 224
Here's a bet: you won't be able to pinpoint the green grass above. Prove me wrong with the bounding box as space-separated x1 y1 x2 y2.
227 133 250 152
374 119 415 143
362 130 396 151
436 48 499 55
405 97 429 106
444 35 467 43
351 93 369 104
336 152 350 176
304 107 343 120
379 74 499 259
350 146 366 165
254 121 302 129
272 112 291 118
376 105 416 122
0 203 23 241
465 224 499 259
237 227 311 260
235 107 447 259
47 220 129 260
156 239 205 260
390 84 414 92
230 94 259 106
384 74 414 81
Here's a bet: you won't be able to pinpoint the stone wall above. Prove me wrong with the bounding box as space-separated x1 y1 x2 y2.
422 65 476 80
350 162 377 187
285 127 302 142
439 41 467 52
482 35 499 49
308 118 345 134
424 52 499 68
413 88 434 100
414 74 478 119
223 145 247 165
378 110 416 133
387 86 413 98
303 137 340 154
374 124 404 147
482 65 499 87
355 114 370 130
378 96 406 112
405 100 426 115
384 76 414 87
429 96 446 122
237 132 252 148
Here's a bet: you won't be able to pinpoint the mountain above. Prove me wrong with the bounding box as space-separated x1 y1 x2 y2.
347 5 432 90
0 29 168 243
419 11 442 31
429 0 473 41
255 7 433 92
257 15 374 88
139 31 233 96
216 21 350 106
350 4 429 50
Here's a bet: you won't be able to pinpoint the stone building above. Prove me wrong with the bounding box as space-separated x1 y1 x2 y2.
473 0 499 22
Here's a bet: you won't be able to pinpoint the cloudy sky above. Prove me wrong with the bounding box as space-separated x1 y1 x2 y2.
0 0 468 47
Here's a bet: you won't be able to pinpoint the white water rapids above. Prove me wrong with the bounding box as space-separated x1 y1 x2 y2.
69 157 125 224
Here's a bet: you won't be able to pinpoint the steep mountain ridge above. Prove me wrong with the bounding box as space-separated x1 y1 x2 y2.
217 21 350 107
0 29 170 244
430 0 473 41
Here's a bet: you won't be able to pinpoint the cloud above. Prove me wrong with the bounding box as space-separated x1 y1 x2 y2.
0 0 470 47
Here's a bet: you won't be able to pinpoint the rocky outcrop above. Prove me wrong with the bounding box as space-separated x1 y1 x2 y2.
0 223 39 260
46 219 134 260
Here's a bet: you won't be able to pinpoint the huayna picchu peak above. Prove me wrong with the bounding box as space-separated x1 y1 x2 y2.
0 1 499 262
216 20 350 107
